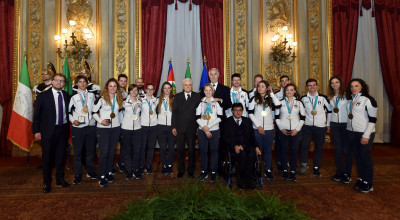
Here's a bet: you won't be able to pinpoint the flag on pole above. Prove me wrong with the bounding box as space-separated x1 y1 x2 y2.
63 57 73 95
199 59 208 90
167 59 176 95
7 56 34 151
185 57 191 79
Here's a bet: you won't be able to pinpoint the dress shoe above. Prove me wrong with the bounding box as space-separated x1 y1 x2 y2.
43 185 51 193
177 172 184 178
56 179 71 187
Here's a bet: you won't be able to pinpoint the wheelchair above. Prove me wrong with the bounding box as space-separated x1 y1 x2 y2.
220 146 263 189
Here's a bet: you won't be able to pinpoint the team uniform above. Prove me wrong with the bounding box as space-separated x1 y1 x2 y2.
195 97 223 181
156 96 175 175
68 90 97 183
299 92 332 176
226 87 249 117
274 88 284 171
329 95 352 183
120 96 142 179
73 83 101 98
346 93 377 192
248 88 256 100
140 95 158 174
92 96 122 187
274 96 306 181
248 92 276 179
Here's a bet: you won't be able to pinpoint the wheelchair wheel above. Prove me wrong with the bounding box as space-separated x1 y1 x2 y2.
254 154 263 189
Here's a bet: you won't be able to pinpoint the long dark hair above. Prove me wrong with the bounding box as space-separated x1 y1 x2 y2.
157 82 174 113
283 83 301 100
328 76 345 98
254 80 272 107
345 78 370 100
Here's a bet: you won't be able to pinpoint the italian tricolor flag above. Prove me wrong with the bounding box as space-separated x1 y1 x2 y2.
167 60 176 95
7 56 34 151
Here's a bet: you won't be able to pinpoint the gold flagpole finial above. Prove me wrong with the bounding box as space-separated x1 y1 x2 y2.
203 56 207 63
170 56 172 62
187 56 190 63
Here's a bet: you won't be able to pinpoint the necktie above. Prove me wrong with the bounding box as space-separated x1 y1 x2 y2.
236 119 240 125
58 92 63 125
187 94 191 102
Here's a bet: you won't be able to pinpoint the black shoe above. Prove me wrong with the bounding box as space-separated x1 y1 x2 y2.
111 168 117 175
289 171 297 182
133 170 143 179
139 167 144 175
313 167 321 177
198 171 208 181
354 178 363 190
99 176 108 187
73 174 82 185
358 181 374 193
161 165 168 175
125 171 133 180
282 170 289 180
56 179 71 187
211 172 217 182
106 173 115 183
188 173 194 178
117 161 126 173
145 166 152 174
331 173 342 182
177 172 184 178
167 165 173 175
277 162 283 172
340 174 351 184
43 184 51 193
86 172 98 180
264 169 273 181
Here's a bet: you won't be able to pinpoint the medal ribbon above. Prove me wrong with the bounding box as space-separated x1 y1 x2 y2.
163 99 168 112
232 92 239 103
146 99 153 112
334 97 341 108
204 102 213 115
285 98 294 115
79 91 88 108
349 94 361 114
308 96 318 111
111 94 116 114
262 99 267 111
132 102 137 115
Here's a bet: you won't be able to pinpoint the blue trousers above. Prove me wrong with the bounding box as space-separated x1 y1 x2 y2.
347 131 375 184
157 125 176 166
198 129 220 173
120 128 142 172
300 125 327 168
72 126 96 175
97 127 120 177
254 129 274 171
278 130 302 172
141 126 157 168
331 122 353 176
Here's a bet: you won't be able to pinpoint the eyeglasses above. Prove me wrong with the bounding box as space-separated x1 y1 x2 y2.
147 88 154 91
53 79 65 83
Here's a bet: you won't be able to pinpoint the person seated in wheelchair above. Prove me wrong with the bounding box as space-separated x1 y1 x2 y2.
224 103 262 189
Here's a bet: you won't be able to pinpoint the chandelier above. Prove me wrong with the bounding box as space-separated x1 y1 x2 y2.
270 26 297 63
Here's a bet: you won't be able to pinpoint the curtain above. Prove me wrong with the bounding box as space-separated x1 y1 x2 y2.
142 0 168 94
332 0 360 85
0 0 14 157
352 6 391 143
158 1 203 94
374 0 400 144
200 0 223 85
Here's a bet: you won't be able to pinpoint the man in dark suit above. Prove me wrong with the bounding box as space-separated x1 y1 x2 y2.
172 78 201 178
224 103 261 189
33 73 71 193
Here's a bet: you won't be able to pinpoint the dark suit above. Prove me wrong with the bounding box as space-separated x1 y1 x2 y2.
33 89 70 185
171 91 200 175
224 116 258 188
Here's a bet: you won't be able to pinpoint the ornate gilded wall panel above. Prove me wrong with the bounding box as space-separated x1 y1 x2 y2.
28 0 43 88
308 0 322 86
13 0 21 97
234 0 248 89
134 0 141 79
223 0 230 86
114 0 129 79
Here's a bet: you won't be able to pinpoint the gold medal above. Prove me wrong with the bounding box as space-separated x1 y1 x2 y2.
82 106 89 114
348 113 353 119
311 110 317 115
110 113 115 118
202 115 208 120
132 115 138 120
333 107 339 113
149 110 154 115
287 114 292 120
261 111 268 117
206 114 211 120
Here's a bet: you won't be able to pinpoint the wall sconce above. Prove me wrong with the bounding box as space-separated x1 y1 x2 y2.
270 26 297 63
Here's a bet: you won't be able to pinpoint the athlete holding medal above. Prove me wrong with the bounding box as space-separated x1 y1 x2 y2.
120 84 143 180
196 83 223 182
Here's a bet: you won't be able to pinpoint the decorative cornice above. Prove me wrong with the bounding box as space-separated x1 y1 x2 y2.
28 0 43 89
114 0 129 79
308 0 322 86
234 0 247 89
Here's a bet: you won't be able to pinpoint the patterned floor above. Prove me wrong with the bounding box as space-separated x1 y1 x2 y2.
0 144 399 219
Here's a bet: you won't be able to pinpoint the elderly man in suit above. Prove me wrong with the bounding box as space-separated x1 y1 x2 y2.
172 78 201 178
224 103 261 189
33 73 71 193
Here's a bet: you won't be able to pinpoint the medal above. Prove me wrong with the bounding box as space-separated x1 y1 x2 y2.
261 111 268 117
132 115 138 120
311 110 317 115
333 107 339 113
110 113 115 118
287 114 292 120
149 110 154 115
163 111 169 116
348 113 353 119
82 106 89 114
